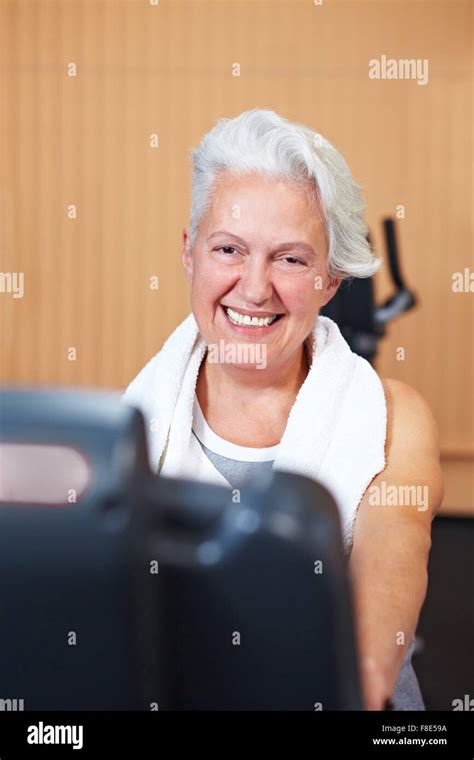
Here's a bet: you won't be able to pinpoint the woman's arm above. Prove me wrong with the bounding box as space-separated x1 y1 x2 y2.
349 378 444 710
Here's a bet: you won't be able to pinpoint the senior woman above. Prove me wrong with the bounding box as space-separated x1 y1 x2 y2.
122 108 443 711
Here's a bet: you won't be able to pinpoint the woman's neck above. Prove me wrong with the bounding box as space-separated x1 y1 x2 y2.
196 343 310 414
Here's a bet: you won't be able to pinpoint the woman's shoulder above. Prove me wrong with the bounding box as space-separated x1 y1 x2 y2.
380 377 443 481
380 378 437 427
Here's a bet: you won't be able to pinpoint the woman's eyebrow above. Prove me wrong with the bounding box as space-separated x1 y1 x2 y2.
206 231 247 245
272 241 316 256
207 230 316 255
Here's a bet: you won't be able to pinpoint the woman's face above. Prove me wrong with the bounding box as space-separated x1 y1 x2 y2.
182 171 341 372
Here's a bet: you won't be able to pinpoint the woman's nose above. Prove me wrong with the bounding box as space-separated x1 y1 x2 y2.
237 258 273 305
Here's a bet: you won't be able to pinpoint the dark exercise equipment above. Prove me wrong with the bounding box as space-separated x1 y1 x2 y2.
0 388 362 710
414 517 474 711
321 218 417 364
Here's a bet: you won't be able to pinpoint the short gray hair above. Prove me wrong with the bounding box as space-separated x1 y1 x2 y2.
188 108 381 279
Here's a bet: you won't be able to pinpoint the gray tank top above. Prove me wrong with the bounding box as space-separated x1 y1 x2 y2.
192 394 425 710
192 394 279 487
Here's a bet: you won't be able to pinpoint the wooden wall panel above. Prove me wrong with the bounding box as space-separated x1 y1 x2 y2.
1 1 472 506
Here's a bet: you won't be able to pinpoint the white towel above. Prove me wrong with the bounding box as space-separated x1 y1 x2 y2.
121 312 387 550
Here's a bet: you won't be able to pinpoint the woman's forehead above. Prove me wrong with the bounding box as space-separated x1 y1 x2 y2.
208 174 322 222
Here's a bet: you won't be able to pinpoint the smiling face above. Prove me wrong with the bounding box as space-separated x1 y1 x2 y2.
182 171 341 373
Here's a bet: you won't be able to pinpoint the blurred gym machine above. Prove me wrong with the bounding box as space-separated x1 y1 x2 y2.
0 389 362 710
321 218 417 363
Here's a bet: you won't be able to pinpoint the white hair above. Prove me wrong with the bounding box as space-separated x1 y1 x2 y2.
188 108 381 279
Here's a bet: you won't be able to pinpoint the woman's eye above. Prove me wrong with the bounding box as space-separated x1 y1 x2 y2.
282 256 305 266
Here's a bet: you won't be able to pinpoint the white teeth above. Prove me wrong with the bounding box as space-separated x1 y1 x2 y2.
224 306 279 327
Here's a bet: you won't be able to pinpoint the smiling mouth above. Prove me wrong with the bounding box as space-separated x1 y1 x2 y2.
221 305 284 327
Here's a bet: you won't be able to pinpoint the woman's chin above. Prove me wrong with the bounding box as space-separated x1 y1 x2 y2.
205 335 270 371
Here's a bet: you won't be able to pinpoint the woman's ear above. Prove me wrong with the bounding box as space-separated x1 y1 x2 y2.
321 274 342 307
181 228 193 282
